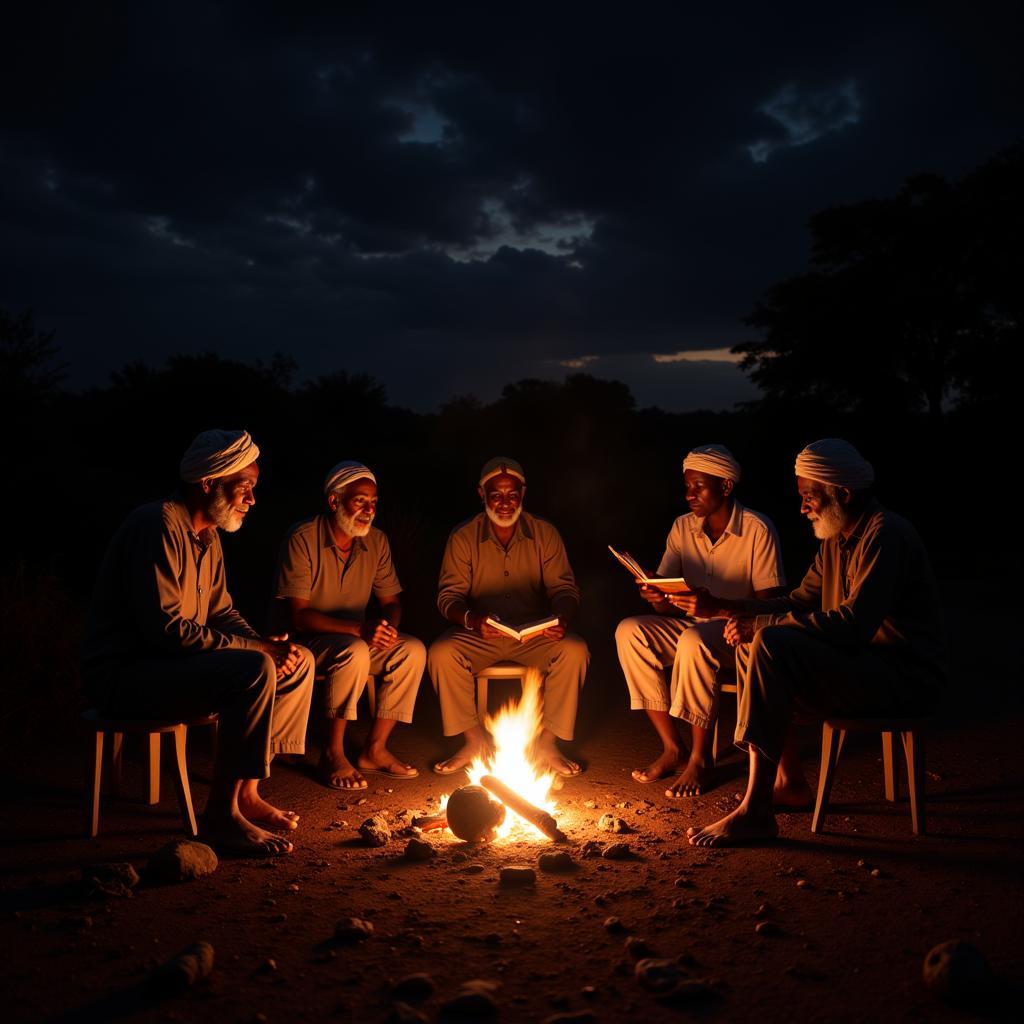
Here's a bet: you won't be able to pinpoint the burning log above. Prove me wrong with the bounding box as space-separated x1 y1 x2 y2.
411 812 449 832
480 775 565 842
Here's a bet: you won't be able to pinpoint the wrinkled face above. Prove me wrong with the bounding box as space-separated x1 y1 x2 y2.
479 473 524 529
797 476 848 540
206 462 259 533
330 478 378 538
684 469 731 519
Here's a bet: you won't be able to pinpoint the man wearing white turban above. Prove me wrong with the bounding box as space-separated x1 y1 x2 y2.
616 444 786 797
276 461 425 789
688 439 947 847
83 430 315 857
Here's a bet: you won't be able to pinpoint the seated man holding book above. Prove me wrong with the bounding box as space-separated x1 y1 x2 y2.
615 445 786 797
427 457 589 777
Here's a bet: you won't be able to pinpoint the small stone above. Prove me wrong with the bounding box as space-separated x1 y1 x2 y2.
83 862 140 899
388 1002 428 1024
334 917 373 943
580 841 603 859
359 816 391 847
625 936 653 958
583 800 597 809
755 920 782 936
754 902 774 918
673 876 693 889
922 941 992 1004
870 868 883 878
393 973 436 999
499 866 536 886
404 838 436 862
598 814 630 833
259 958 277 972
604 916 626 933
440 978 500 1018
538 852 575 873
146 941 215 992
602 842 632 860
634 957 680 992
146 841 218 883
461 863 486 874
796 879 809 888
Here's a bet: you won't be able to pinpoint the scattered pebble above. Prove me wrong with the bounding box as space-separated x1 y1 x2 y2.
580 841 603 859
625 936 653 958
404 838 436 862
388 1002 428 1024
334 917 374 943
440 978 501 1018
393 973 436 999
499 866 536 886
538 852 575 873
359 816 392 847
604 916 626 933
755 921 782 936
83 862 140 899
598 814 630 833
146 841 218 883
146 941 214 993
602 842 632 860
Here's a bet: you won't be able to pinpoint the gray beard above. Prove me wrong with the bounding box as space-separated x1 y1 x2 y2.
209 487 244 533
810 499 846 540
335 508 373 537
485 505 523 529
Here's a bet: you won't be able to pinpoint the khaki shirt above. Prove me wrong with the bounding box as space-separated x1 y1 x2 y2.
438 512 580 624
276 515 402 623
752 499 946 685
83 497 262 682
657 500 785 600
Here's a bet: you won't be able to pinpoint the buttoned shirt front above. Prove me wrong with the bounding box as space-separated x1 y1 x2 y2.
656 500 785 601
276 514 402 623
437 511 580 624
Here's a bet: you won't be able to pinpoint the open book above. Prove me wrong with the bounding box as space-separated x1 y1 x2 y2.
608 545 692 594
485 615 560 641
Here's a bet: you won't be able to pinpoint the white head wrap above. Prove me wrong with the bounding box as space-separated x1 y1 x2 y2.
479 456 526 488
682 444 741 483
324 461 376 496
179 429 260 482
794 439 874 490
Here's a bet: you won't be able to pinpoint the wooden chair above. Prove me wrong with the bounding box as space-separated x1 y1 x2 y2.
475 662 536 721
83 709 218 838
811 717 927 835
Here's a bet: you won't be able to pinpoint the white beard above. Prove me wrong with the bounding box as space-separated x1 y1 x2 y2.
209 487 245 533
810 497 846 540
335 507 373 537
486 504 523 529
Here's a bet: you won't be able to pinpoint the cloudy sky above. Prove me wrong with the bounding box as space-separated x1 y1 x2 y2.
2 2 1020 410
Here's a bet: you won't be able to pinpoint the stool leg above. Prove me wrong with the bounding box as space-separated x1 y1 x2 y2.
812 724 844 834
476 677 488 724
882 732 898 802
87 731 104 837
365 675 377 718
110 732 124 799
171 725 198 837
901 730 926 835
146 732 161 805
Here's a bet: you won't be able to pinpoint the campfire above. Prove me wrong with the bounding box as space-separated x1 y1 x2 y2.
436 670 563 843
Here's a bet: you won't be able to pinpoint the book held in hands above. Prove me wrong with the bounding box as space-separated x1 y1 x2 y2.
484 615 560 641
607 545 691 594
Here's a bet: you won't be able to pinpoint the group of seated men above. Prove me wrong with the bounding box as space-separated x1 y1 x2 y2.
81 430 945 855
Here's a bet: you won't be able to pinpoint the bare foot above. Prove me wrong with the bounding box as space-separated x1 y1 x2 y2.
319 753 368 790
533 733 581 777
198 812 294 857
358 743 419 779
773 776 814 808
665 759 712 798
237 791 300 831
432 743 483 775
686 806 778 847
631 749 680 784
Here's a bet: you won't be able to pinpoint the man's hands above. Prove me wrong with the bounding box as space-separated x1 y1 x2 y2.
541 617 567 640
724 616 756 646
637 582 667 606
666 587 717 617
360 619 399 651
264 634 303 675
465 612 506 639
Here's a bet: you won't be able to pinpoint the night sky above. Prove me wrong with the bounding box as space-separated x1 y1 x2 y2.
2 2 1021 411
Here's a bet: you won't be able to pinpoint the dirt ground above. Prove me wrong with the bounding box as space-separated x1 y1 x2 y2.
2 674 1023 1023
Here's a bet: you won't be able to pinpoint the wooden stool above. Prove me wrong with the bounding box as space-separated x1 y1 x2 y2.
83 709 218 838
711 681 739 764
475 662 536 721
811 718 927 835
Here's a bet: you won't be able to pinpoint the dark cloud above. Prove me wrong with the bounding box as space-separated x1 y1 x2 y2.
2 2 1020 409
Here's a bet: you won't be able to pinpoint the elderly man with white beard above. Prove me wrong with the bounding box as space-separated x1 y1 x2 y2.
687 439 947 847
277 461 425 790
83 429 315 857
428 456 589 777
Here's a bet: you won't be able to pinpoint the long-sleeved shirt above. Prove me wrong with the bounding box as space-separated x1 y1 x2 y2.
437 511 580 625
83 496 262 691
750 499 946 685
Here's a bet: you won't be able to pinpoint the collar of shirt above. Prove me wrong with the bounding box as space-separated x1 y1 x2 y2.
477 511 535 548
838 497 881 551
168 493 216 549
318 513 368 559
686 499 745 542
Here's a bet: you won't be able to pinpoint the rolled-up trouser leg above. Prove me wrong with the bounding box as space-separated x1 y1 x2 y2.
369 634 425 723
269 645 315 757
614 615 689 711
428 629 509 735
510 632 590 740
103 649 281 780
670 619 735 726
306 635 372 720
735 625 931 763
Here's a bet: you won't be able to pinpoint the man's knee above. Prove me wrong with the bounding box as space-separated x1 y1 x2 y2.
614 616 646 653
401 635 427 671
675 625 704 660
323 637 371 678
427 634 457 676
750 625 803 666
556 633 590 668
